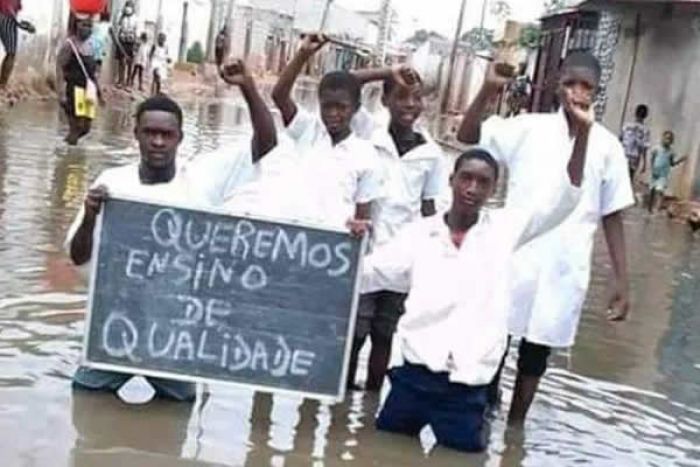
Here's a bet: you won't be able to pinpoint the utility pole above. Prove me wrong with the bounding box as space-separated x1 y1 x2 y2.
156 0 165 33
206 0 222 61
179 1 190 62
440 0 468 115
376 0 391 65
320 0 334 31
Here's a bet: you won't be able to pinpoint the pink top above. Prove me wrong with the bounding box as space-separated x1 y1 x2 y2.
0 0 21 16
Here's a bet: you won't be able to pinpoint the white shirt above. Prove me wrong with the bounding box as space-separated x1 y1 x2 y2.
351 107 447 249
361 177 582 386
481 111 634 347
65 144 260 276
284 108 382 228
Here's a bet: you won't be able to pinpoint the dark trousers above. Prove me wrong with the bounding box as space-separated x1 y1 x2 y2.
488 337 551 405
376 363 489 453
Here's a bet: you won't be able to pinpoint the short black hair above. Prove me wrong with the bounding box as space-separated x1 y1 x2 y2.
635 104 649 120
135 95 184 128
319 71 362 107
454 148 500 181
382 71 424 96
663 130 675 139
562 51 602 83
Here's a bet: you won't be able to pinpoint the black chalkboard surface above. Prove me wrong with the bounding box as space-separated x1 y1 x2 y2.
83 197 365 402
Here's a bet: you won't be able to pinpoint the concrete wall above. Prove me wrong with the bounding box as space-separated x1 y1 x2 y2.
229 5 294 73
600 3 700 199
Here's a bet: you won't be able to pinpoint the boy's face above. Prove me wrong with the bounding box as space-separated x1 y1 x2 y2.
158 35 166 46
662 132 674 147
450 159 496 214
319 88 357 138
557 66 598 116
383 84 424 130
135 111 183 170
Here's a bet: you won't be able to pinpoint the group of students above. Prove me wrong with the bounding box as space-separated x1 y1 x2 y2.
66 32 636 454
621 104 686 213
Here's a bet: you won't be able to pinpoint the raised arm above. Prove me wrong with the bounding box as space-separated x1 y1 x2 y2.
457 62 512 144
511 105 592 249
220 59 277 162
271 33 328 126
352 65 419 87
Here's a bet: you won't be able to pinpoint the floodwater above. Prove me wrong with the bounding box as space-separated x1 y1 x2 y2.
1 98 699 467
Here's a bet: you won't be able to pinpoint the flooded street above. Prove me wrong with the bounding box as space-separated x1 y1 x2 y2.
1 99 699 467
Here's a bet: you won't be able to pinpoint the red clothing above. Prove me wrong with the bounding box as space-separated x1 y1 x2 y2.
0 0 21 16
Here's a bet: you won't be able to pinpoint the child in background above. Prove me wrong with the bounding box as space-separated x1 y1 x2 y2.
648 130 686 213
620 104 651 186
89 9 111 81
130 32 148 92
150 32 170 96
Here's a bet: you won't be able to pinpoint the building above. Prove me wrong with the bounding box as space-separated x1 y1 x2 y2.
580 0 700 200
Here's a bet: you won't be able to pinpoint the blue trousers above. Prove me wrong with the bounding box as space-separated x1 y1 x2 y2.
72 366 196 402
376 363 489 453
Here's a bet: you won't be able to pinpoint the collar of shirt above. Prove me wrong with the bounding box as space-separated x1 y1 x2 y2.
371 125 434 161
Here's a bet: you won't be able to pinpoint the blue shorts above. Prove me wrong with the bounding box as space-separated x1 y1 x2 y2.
376 363 489 453
72 366 196 402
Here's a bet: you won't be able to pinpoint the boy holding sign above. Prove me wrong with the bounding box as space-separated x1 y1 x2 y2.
350 99 590 449
67 61 277 402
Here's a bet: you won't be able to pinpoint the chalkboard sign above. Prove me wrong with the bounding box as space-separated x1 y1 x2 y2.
83 197 365 402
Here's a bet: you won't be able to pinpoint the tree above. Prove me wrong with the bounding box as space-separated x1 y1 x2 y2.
544 0 568 14
187 41 205 64
461 27 494 51
519 25 541 50
490 0 512 20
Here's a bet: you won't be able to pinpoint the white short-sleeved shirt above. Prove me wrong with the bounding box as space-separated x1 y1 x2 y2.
480 111 634 347
283 108 382 228
65 144 258 276
361 177 581 385
352 108 447 249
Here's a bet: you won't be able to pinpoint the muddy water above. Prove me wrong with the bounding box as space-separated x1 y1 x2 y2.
1 99 699 467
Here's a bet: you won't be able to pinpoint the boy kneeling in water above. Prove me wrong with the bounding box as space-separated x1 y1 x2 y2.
350 102 592 451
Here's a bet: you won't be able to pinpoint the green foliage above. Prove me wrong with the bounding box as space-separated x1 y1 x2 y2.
186 41 205 64
461 27 494 51
519 25 541 49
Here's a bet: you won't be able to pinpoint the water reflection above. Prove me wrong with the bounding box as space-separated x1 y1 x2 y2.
0 99 699 466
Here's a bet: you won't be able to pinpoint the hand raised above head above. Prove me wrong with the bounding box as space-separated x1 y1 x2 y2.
219 59 253 87
299 33 329 55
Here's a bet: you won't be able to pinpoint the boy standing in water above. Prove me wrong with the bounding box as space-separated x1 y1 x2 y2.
150 32 170 96
67 62 278 402
620 104 651 185
648 130 686 213
352 110 589 449
458 52 634 425
343 65 446 390
271 33 381 228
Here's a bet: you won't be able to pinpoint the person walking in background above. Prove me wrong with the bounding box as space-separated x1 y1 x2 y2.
620 104 651 187
89 8 111 81
0 0 35 90
56 14 103 146
129 32 149 92
648 130 686 214
113 0 137 88
215 25 229 67
150 32 170 96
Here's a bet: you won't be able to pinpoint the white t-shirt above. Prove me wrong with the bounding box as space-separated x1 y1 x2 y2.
282 108 382 228
65 144 259 277
480 111 634 347
352 107 447 249
361 176 582 385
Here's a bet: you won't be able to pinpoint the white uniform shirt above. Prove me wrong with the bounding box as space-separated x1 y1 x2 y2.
361 178 582 386
352 108 447 250
481 111 634 347
284 108 382 228
65 144 260 276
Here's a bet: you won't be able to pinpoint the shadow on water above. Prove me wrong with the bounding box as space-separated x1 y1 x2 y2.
0 99 699 466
